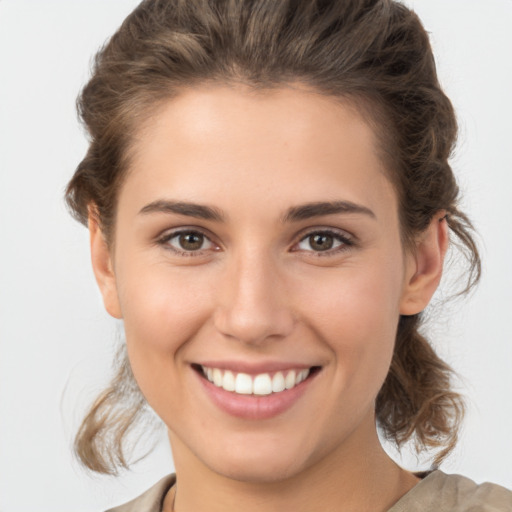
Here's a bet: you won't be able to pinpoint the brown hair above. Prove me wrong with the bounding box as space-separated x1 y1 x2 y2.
66 0 480 474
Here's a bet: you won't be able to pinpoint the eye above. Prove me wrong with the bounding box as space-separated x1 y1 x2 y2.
159 229 217 254
294 230 353 254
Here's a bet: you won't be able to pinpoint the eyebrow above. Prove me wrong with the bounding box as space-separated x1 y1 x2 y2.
139 200 225 221
138 199 376 223
281 201 376 222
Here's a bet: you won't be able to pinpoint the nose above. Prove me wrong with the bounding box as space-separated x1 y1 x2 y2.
213 251 295 345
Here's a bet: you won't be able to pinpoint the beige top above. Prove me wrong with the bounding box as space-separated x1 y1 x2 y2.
105 470 512 512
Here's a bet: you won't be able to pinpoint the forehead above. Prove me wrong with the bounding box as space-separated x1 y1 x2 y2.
122 84 397 222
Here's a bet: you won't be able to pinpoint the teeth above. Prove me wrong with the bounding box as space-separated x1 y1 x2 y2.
285 370 296 389
213 368 223 387
272 372 286 393
201 366 311 395
222 370 235 392
253 374 272 395
297 369 308 384
235 373 253 395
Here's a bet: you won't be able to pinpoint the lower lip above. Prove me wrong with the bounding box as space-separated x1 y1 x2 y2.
196 370 316 420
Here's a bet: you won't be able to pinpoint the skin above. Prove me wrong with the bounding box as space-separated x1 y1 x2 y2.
90 84 448 512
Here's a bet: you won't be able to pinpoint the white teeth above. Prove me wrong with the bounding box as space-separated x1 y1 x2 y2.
297 369 308 384
222 370 235 392
201 366 311 395
213 368 223 387
235 373 253 394
253 374 272 395
272 372 286 393
285 370 296 389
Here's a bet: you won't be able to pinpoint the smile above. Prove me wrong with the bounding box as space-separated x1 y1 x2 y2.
193 363 322 419
200 366 311 395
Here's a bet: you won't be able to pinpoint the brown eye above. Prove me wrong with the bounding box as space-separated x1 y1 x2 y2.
179 232 204 251
162 230 216 253
295 230 352 254
308 233 334 251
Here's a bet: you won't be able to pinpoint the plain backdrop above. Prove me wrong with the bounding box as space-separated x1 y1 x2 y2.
1 1 511 511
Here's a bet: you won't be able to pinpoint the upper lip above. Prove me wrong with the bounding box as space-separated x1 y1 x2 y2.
193 360 320 375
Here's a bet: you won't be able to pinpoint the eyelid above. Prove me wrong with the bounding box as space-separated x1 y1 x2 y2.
154 225 355 257
291 227 355 255
156 226 220 255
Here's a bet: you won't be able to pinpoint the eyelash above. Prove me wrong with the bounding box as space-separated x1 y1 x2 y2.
156 229 218 257
156 228 354 257
293 229 354 257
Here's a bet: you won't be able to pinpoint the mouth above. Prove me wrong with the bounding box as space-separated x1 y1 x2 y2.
192 364 322 396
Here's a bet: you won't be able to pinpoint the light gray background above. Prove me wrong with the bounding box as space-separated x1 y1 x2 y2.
1 1 511 511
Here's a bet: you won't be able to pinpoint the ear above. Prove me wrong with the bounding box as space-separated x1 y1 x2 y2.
399 212 449 316
88 209 123 319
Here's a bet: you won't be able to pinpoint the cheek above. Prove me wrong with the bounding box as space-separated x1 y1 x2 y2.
300 258 403 392
115 262 218 414
305 259 402 332
116 260 213 362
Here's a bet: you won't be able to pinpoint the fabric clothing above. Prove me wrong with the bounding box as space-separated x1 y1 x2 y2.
387 470 512 511
105 474 175 512
105 470 512 512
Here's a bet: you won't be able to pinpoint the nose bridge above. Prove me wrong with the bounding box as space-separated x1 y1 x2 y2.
213 246 295 345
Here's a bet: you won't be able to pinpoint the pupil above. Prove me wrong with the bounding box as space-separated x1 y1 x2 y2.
310 234 333 251
179 233 203 250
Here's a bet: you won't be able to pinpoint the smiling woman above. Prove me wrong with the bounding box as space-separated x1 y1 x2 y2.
63 1 511 511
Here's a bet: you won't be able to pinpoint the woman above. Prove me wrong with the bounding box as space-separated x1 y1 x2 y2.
65 0 511 510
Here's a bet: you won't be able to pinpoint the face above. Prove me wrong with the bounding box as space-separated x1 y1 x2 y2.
92 84 439 483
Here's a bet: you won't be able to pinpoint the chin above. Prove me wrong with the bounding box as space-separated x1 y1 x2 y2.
209 457 306 484
195 434 322 484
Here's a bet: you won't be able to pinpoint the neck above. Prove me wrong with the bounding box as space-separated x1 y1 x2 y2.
163 423 419 512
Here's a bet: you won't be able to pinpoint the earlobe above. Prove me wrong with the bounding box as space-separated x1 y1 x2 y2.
88 210 123 319
399 213 449 316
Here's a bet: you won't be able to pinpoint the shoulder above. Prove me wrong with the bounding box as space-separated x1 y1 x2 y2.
389 470 512 512
104 474 176 512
